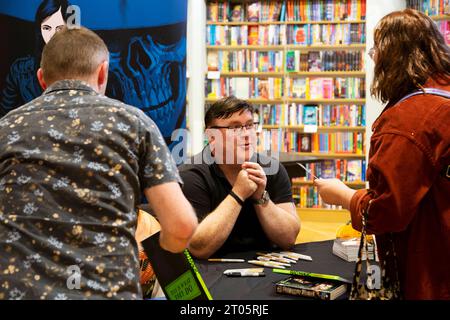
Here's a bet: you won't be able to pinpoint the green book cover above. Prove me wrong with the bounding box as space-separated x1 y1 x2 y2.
141 232 212 300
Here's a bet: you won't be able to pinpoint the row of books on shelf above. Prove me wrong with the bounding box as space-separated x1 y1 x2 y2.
286 50 364 72
207 24 285 46
207 0 366 23
285 23 365 46
207 0 284 22
258 130 365 154
291 159 367 182
406 0 450 16
207 50 284 73
285 77 365 99
206 77 283 100
259 103 366 127
206 77 365 100
436 20 450 44
284 0 366 22
207 50 365 73
207 23 365 46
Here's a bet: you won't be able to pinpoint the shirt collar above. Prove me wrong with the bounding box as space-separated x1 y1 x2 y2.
43 79 97 95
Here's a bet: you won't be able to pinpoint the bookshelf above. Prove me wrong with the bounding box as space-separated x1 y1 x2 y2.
406 0 450 44
205 0 368 211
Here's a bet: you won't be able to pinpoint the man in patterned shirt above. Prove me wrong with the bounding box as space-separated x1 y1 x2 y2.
0 26 198 300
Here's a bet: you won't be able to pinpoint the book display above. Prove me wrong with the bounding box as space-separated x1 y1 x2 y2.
205 0 368 210
406 0 450 44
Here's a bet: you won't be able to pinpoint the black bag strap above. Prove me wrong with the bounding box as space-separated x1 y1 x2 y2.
350 192 402 300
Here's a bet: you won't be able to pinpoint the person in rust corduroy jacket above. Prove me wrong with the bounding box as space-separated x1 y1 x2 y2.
314 9 450 300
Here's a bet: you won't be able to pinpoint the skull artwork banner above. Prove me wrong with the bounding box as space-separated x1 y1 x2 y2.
0 0 187 151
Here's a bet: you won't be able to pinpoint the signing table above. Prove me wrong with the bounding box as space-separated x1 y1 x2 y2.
195 240 356 300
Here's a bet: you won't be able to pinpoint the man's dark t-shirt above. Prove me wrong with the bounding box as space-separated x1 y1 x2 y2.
179 150 293 257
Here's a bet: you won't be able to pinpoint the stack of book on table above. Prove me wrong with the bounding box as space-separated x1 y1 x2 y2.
332 237 375 262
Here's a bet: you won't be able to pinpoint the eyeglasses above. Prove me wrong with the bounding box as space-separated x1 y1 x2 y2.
368 47 376 60
208 122 259 134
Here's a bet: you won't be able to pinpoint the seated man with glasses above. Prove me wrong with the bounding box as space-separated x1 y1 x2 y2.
179 96 300 258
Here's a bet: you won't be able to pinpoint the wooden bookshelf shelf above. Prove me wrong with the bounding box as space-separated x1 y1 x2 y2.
206 98 365 104
214 71 365 77
262 125 366 132
285 152 365 159
207 21 285 26
287 98 366 104
284 19 366 25
296 207 350 214
207 44 366 50
285 44 366 50
206 97 285 103
207 20 366 26
292 180 366 187
286 71 366 77
215 71 285 77
431 14 450 21
207 45 285 50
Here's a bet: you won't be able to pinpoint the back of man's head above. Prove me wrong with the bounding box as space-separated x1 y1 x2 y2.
40 26 109 86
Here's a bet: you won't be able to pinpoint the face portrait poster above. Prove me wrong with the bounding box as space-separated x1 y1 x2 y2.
0 0 187 151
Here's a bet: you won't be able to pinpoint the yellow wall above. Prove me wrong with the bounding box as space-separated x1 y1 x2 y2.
295 209 350 244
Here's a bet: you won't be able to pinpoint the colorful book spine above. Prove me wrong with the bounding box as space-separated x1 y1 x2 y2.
258 129 365 154
285 77 365 99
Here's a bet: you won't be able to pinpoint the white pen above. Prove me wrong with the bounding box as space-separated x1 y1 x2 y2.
279 251 300 260
247 260 286 269
297 254 313 261
256 256 291 267
264 253 297 263
208 258 245 262
224 271 265 277
297 162 319 180
280 251 313 261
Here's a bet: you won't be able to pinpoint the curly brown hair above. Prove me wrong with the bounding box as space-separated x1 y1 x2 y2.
371 9 450 104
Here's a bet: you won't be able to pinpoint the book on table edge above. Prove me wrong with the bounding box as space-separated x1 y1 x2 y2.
141 231 212 300
332 237 375 262
275 275 349 300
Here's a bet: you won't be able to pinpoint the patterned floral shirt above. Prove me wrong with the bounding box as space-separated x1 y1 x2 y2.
0 80 181 300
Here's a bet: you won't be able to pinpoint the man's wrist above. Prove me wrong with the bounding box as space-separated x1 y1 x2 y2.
229 190 245 206
252 190 270 206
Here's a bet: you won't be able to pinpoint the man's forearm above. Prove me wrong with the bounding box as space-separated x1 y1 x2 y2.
188 195 242 259
254 201 300 249
159 230 193 253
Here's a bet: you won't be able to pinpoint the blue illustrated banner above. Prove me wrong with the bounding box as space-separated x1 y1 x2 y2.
0 0 187 150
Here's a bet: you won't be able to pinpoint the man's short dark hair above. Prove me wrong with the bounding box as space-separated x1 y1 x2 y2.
205 96 254 128
41 26 109 83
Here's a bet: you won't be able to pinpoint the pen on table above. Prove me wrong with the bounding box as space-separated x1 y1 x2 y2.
208 258 245 262
279 251 313 261
256 256 291 267
247 260 286 269
224 271 265 277
297 162 319 180
271 268 351 283
255 252 297 264
263 253 297 264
